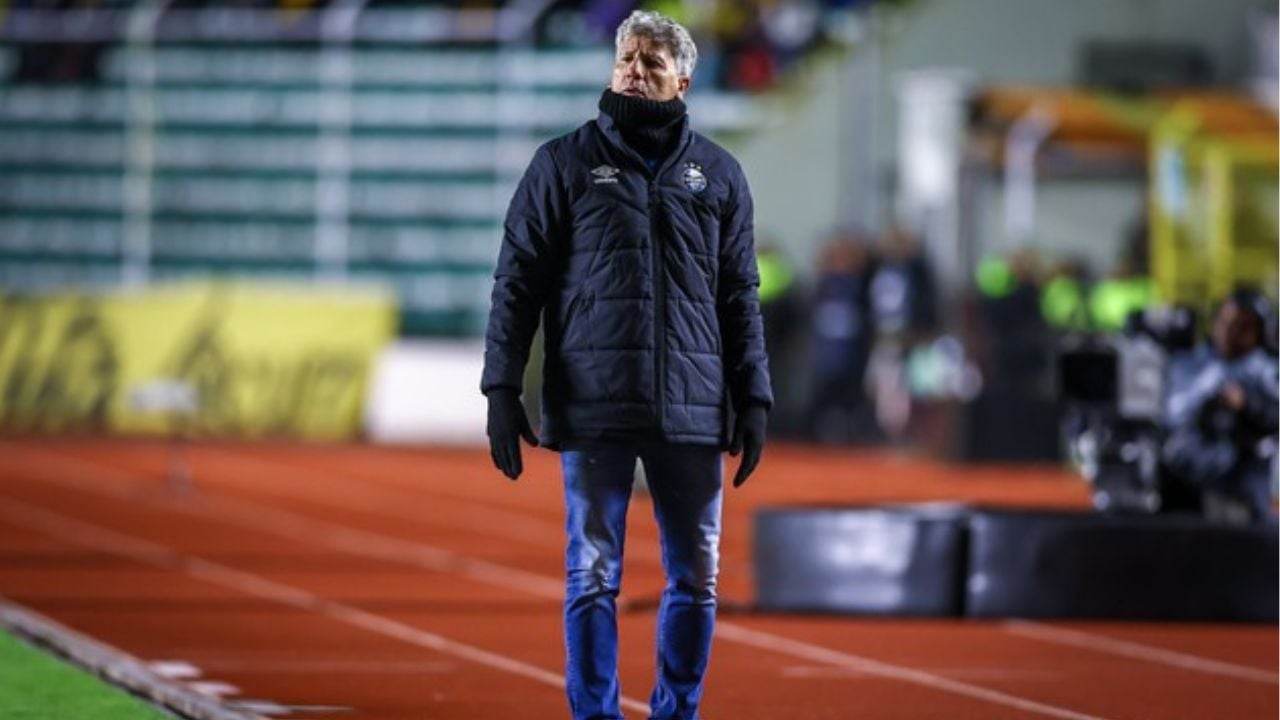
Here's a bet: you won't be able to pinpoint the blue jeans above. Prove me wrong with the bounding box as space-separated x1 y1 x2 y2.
561 443 723 720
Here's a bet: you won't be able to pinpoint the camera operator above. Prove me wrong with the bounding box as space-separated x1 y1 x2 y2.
1162 291 1278 525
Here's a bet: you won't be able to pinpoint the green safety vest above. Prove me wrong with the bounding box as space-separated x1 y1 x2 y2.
1089 276 1157 331
1041 276 1089 330
757 253 794 304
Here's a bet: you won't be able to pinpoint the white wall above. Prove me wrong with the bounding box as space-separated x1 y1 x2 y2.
364 340 488 445
976 179 1147 271
878 0 1254 88
731 58 853 272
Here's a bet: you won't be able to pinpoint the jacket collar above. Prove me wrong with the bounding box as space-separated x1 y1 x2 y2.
595 108 693 177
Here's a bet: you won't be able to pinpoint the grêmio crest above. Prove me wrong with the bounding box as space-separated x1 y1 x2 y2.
682 162 707 193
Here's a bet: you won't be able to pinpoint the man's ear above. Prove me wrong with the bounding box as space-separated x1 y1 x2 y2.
677 75 691 98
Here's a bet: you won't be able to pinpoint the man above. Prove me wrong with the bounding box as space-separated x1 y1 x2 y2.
805 231 876 443
480 10 771 720
1163 291 1278 524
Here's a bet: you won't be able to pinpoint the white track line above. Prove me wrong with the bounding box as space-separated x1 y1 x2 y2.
206 448 571 535
781 665 1061 681
714 623 1110 720
4 444 1121 720
188 681 240 698
229 700 352 716
1005 621 1277 685
191 660 456 674
200 447 667 562
5 449 564 601
0 498 652 717
149 661 203 679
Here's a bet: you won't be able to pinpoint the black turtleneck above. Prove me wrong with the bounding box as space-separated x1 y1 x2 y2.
598 88 687 164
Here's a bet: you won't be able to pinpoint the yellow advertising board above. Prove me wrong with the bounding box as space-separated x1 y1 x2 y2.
0 282 396 440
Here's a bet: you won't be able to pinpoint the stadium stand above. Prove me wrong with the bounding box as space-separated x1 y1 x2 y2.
0 8 757 335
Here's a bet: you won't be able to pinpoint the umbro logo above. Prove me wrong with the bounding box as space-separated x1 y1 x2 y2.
591 165 620 184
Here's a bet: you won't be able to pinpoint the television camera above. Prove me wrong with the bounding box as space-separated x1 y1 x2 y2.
1058 306 1198 513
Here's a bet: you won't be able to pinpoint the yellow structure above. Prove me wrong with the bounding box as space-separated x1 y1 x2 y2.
1150 95 1279 314
974 88 1277 320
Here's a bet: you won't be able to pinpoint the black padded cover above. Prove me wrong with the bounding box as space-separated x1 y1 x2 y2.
754 505 967 616
966 509 1278 621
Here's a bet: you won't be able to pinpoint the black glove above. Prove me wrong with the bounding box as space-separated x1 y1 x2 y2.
486 389 538 480
729 405 767 488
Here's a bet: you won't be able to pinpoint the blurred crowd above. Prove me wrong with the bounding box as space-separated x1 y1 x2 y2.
5 0 913 91
961 225 1160 463
546 0 911 92
758 220 1275 445
758 224 942 446
760 218 1278 523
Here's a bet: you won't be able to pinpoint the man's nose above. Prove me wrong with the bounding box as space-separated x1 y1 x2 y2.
625 58 643 77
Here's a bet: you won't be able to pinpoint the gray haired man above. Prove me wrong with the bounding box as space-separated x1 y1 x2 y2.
481 10 771 719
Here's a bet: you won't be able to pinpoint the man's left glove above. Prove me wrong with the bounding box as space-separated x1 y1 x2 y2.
729 405 768 488
486 389 539 480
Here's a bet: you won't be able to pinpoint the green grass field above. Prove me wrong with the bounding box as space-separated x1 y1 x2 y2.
0 629 171 720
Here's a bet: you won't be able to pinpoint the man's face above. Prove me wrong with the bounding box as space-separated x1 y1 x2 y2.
610 34 689 102
1212 301 1260 359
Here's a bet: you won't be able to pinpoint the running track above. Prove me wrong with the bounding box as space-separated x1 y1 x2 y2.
0 437 1275 719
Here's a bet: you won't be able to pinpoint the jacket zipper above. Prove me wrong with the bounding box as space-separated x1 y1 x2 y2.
649 177 666 435
602 116 688 438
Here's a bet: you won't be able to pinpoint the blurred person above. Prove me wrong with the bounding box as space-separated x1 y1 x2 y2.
968 248 1059 460
756 242 803 435
1089 259 1157 333
979 248 1047 385
757 243 800 356
1040 257 1091 333
804 230 877 443
868 225 937 338
1162 290 1278 525
11 0 107 84
480 10 772 720
1090 220 1158 332
866 225 938 439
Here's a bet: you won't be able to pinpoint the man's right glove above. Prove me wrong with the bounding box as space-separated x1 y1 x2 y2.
486 388 539 480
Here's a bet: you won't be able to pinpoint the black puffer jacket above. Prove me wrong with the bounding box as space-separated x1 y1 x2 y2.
481 110 772 449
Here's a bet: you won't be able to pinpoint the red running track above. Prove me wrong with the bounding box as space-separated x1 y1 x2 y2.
0 437 1275 719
